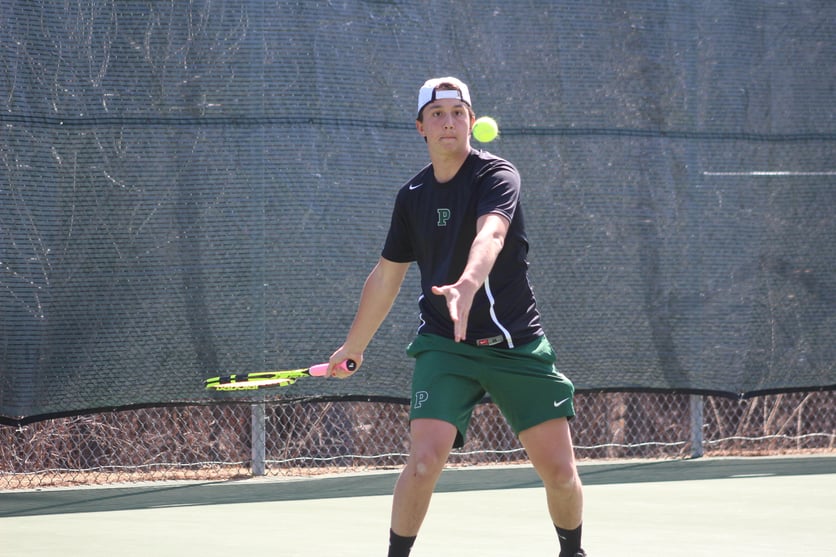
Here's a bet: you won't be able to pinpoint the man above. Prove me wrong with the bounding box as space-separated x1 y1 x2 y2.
328 77 586 557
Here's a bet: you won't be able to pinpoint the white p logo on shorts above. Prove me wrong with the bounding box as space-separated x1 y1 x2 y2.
414 391 429 409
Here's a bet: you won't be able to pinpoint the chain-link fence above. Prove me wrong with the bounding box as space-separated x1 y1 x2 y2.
2 391 833 490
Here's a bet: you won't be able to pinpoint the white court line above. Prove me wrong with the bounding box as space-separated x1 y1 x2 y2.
703 171 836 176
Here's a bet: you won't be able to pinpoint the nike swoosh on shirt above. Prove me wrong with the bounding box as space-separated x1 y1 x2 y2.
409 182 423 190
553 397 570 409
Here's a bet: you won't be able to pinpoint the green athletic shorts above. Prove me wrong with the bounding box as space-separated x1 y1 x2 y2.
406 333 575 448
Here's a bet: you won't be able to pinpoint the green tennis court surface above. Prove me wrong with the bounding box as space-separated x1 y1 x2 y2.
2 456 834 556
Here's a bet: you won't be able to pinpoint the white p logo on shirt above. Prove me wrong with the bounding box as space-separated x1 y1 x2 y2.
414 391 430 409
436 208 451 227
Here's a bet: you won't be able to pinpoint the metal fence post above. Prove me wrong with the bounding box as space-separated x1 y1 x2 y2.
689 394 704 458
251 402 266 476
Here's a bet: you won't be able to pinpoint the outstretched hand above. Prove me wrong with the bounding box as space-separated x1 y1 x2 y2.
431 281 478 342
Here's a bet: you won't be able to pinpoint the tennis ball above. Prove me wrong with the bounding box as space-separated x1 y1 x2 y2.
472 116 499 143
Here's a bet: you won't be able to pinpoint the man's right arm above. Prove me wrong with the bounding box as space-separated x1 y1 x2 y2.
328 257 410 376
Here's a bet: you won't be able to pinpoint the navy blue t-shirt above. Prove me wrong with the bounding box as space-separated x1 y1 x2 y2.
382 149 543 348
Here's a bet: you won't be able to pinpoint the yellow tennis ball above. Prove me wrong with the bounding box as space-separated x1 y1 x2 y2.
472 116 499 143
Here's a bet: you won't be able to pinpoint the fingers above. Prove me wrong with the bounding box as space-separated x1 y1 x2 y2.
328 350 362 379
432 284 470 342
454 314 468 343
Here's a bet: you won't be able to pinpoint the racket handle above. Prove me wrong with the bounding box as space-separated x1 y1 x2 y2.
309 359 357 377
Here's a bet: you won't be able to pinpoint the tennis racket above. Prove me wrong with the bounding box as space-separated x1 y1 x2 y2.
204 359 357 391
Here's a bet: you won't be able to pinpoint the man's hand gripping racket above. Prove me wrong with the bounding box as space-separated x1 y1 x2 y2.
204 360 357 391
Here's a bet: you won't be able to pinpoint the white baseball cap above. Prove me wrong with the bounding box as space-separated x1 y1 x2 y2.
416 77 472 118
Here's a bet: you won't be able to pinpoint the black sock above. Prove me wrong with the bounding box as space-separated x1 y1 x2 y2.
555 523 582 557
387 529 417 557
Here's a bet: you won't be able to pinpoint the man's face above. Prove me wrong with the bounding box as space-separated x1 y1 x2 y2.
416 98 475 153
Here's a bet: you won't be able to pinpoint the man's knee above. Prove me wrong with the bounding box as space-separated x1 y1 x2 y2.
405 419 456 482
542 458 580 490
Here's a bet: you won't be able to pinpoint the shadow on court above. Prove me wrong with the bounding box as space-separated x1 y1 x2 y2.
2 455 833 518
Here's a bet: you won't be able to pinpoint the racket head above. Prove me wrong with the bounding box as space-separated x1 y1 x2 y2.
204 369 308 391
204 377 298 391
203 360 355 391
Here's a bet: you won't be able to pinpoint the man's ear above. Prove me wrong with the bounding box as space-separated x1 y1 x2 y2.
416 119 427 142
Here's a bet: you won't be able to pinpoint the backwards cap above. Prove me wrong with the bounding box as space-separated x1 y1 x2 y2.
416 77 472 118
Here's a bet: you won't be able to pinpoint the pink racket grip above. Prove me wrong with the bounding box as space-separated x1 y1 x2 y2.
309 359 357 377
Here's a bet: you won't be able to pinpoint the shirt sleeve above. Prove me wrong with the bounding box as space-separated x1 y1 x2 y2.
381 190 415 263
476 161 521 223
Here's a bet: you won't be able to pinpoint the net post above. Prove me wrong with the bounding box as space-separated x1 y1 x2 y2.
689 394 704 458
251 402 267 476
